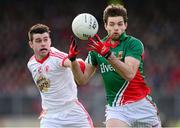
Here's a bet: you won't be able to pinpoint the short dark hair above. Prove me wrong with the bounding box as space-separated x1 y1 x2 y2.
103 4 128 24
28 24 50 41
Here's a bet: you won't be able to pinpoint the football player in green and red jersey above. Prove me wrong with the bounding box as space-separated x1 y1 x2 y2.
68 4 161 128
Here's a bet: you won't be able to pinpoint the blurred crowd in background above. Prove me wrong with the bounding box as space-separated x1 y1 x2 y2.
0 0 180 127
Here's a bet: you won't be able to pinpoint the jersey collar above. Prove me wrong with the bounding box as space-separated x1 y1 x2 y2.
35 52 50 64
103 32 128 48
110 32 128 48
119 32 128 42
110 41 120 48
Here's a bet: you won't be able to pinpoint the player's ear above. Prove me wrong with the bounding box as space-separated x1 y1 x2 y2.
29 41 33 48
104 23 107 31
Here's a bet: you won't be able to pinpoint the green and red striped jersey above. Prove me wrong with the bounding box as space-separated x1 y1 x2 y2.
85 32 150 107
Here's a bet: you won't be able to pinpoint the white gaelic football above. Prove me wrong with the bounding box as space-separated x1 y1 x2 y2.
72 13 99 40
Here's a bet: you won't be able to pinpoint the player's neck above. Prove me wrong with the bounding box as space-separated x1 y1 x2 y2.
35 52 50 63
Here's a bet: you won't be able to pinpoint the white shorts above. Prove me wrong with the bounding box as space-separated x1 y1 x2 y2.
40 100 94 128
105 96 161 127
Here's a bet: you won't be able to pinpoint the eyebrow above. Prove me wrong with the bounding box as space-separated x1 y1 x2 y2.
42 36 49 39
35 38 41 40
35 36 48 40
109 21 124 24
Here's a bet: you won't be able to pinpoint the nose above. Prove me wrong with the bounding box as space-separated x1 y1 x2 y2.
41 41 46 46
114 24 119 30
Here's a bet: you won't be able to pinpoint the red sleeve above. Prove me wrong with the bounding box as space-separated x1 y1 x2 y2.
78 61 85 74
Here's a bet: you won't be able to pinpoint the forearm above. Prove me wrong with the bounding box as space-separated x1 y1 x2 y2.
107 54 135 81
71 60 87 85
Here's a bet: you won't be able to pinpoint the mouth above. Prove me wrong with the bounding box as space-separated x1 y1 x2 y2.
113 32 119 36
112 33 120 41
40 48 48 53
40 48 48 51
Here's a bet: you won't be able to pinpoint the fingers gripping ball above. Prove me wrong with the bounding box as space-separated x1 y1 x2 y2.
72 13 99 40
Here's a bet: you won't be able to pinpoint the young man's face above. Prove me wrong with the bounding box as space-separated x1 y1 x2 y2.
29 32 51 59
105 16 127 41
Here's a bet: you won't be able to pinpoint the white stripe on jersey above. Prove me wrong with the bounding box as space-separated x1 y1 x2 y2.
27 47 78 111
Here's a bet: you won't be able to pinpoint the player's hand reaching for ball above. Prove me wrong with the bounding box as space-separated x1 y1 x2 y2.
88 34 112 59
68 36 79 62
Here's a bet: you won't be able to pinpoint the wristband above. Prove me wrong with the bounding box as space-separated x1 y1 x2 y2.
104 51 112 59
69 57 76 62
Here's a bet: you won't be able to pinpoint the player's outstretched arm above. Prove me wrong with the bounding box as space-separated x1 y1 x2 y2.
68 36 96 85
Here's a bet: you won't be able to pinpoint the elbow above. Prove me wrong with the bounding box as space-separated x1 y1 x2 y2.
75 79 87 86
126 77 133 81
125 73 135 81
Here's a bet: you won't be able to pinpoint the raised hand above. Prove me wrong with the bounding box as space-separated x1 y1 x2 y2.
68 36 79 62
88 34 112 59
